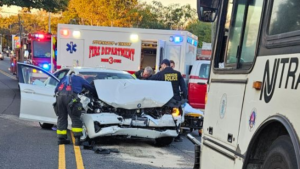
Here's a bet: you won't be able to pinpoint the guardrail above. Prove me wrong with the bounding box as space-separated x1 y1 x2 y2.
187 134 201 169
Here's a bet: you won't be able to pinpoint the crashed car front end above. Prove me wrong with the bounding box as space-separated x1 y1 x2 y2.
81 113 180 139
79 79 183 145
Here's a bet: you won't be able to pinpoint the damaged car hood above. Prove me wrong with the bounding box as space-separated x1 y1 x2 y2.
94 79 173 109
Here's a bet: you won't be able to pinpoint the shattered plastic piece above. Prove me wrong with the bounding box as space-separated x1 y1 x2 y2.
78 95 91 111
94 148 111 154
52 125 57 131
109 148 120 153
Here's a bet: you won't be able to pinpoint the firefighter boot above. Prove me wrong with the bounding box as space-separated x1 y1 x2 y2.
75 137 82 146
58 138 71 145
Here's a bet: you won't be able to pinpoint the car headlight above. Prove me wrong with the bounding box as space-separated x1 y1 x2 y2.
172 108 180 117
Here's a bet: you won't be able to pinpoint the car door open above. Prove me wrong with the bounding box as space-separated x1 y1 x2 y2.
17 63 60 124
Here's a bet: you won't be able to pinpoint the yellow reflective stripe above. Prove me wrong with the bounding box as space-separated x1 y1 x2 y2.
72 128 83 133
185 113 202 117
57 130 67 135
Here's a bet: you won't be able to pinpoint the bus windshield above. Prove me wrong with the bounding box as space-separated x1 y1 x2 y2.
33 41 51 58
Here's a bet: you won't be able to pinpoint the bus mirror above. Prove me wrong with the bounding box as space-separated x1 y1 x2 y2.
197 0 219 22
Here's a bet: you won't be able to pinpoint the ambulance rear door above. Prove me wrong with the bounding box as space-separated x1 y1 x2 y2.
156 40 166 72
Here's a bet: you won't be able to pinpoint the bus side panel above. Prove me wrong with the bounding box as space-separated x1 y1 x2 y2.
201 144 235 169
203 80 246 147
238 54 300 160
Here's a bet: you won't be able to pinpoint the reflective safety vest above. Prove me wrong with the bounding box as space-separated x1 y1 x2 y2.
132 74 137 79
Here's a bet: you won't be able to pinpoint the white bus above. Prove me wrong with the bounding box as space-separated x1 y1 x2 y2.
196 0 300 168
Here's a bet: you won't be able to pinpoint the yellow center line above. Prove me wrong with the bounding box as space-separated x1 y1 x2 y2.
0 69 16 80
58 144 66 169
71 132 85 169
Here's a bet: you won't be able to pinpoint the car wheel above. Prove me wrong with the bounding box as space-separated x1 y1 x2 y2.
39 122 54 130
155 137 174 147
262 135 297 169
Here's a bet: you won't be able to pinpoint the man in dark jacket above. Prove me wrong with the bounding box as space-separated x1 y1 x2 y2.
150 59 187 142
54 74 96 145
150 59 187 101
132 66 153 80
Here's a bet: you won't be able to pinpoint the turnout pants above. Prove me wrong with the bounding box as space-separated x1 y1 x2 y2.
56 92 83 139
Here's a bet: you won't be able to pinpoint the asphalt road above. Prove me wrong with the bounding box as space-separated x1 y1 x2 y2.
0 57 200 169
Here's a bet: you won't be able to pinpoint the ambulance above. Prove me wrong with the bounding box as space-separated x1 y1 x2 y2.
54 24 198 80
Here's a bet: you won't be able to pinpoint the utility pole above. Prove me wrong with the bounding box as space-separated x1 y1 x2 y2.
18 14 23 62
0 34 2 52
48 12 51 33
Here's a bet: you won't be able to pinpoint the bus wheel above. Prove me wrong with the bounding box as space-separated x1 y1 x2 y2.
39 122 54 130
262 135 297 169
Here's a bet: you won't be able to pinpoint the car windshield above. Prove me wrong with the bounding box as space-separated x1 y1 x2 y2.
79 71 134 83
33 41 51 58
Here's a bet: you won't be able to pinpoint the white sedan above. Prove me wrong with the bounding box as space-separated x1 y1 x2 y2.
17 63 182 146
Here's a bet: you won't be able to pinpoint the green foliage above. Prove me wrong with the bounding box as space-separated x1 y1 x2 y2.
0 0 69 13
186 20 212 47
0 0 212 47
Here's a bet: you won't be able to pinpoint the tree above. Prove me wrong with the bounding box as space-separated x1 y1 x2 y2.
129 2 167 29
60 0 139 27
0 0 69 13
149 1 197 30
186 20 212 47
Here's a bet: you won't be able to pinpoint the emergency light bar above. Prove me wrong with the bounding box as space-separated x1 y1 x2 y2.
60 29 81 38
187 37 198 47
43 64 50 70
169 36 183 43
61 29 69 36
29 33 51 40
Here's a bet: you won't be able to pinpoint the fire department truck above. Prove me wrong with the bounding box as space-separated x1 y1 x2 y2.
10 32 55 75
55 24 198 79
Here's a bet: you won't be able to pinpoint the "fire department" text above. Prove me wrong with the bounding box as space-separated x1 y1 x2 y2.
89 46 135 61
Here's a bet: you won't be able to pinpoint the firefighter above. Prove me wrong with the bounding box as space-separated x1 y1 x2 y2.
150 59 187 142
132 66 153 80
54 74 96 145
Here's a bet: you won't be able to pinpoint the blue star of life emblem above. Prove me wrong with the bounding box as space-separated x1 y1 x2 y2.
66 42 77 54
